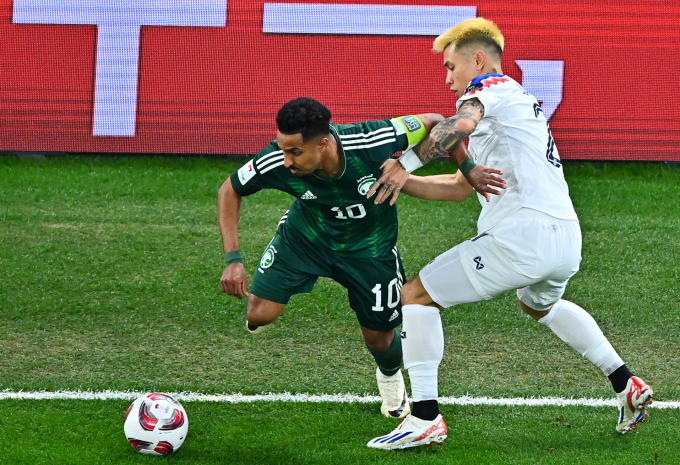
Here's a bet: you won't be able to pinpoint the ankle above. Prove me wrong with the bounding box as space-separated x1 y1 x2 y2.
609 364 634 394
411 400 439 421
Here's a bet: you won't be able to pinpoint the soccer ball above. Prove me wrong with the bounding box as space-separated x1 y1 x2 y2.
123 393 189 456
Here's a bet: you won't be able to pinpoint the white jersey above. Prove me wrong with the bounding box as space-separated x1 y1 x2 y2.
457 74 578 233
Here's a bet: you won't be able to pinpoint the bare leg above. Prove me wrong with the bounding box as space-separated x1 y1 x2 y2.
246 295 286 332
360 326 395 353
518 298 549 320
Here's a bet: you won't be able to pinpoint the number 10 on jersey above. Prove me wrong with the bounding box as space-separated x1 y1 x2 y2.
331 203 366 219
372 278 401 312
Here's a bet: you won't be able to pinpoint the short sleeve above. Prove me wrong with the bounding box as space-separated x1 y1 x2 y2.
456 74 514 119
341 119 409 164
229 142 283 197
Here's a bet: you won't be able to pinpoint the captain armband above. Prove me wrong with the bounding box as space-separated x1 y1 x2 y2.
390 115 427 173
390 115 428 148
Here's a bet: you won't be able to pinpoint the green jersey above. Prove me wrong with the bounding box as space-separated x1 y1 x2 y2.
230 117 424 259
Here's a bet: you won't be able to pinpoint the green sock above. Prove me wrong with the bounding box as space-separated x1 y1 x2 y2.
367 329 403 377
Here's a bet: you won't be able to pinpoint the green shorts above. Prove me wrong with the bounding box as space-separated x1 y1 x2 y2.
250 226 405 331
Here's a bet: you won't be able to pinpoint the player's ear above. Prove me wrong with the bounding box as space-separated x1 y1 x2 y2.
317 136 330 150
474 50 485 70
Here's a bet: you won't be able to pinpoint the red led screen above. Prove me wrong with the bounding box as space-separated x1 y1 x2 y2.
1 0 678 160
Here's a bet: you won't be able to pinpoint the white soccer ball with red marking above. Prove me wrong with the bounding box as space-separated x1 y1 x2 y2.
123 393 189 456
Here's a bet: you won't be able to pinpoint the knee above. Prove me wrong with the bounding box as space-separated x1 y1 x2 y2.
364 330 394 354
518 298 550 322
366 337 392 354
400 274 437 307
400 280 420 305
246 308 275 326
246 299 282 326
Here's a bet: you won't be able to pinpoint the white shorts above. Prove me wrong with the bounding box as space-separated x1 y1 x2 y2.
420 209 582 311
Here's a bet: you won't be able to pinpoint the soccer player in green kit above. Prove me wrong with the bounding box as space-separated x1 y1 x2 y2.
218 98 504 418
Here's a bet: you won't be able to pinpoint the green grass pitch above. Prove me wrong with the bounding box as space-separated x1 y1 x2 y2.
0 155 678 464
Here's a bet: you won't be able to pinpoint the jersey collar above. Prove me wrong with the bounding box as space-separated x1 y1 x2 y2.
464 73 506 95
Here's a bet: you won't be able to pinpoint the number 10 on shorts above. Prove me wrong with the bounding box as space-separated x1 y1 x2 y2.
371 278 402 312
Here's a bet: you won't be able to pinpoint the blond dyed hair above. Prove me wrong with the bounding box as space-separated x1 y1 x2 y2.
433 17 504 57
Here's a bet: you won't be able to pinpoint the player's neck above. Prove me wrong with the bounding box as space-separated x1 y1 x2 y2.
317 135 340 178
485 65 502 75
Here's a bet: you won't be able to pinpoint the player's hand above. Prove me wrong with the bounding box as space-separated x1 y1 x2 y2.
220 263 250 299
464 165 506 202
366 158 410 205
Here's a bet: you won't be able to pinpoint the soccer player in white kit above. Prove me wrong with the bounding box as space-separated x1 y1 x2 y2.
366 17 654 450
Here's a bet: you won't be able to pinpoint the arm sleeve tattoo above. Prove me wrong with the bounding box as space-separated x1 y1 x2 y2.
413 98 484 164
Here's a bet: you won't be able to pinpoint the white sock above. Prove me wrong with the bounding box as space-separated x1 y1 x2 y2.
539 299 623 376
402 304 444 402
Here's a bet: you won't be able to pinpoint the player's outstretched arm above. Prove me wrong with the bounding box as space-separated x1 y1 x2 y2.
367 113 444 205
448 141 505 202
369 101 505 204
415 99 484 164
401 169 474 202
417 99 505 200
414 113 446 132
218 177 249 299
423 138 505 197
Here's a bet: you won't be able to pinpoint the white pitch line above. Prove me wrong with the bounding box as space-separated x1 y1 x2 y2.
0 390 678 409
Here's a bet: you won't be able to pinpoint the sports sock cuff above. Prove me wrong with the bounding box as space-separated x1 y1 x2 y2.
367 329 403 377
411 399 440 421
537 302 560 326
608 364 634 393
585 338 624 376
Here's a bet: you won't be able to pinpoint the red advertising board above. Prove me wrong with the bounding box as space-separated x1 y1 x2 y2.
1 0 678 160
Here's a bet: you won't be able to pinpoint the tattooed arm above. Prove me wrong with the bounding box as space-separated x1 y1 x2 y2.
413 98 485 164
368 98 506 205
416 98 505 200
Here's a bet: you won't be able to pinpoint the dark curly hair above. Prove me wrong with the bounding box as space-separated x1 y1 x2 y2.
276 97 331 142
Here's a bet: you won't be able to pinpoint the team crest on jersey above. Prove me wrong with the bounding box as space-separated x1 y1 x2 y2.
357 175 377 195
465 74 509 95
259 245 277 269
